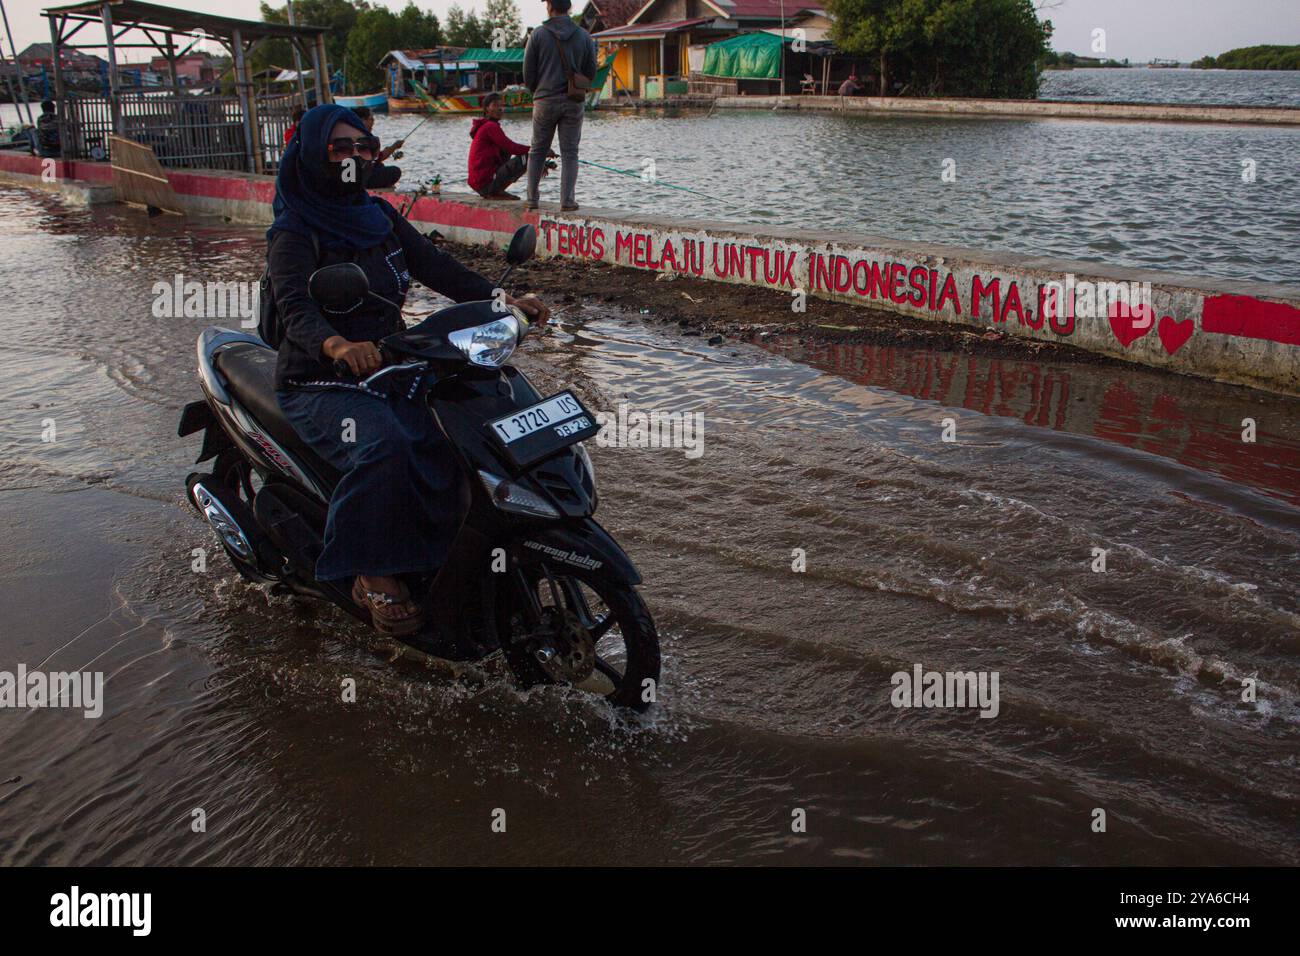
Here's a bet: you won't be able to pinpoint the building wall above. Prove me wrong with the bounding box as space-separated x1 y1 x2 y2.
607 46 634 94
639 0 689 21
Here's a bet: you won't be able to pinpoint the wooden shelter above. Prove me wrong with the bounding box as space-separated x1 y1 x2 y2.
41 1 330 172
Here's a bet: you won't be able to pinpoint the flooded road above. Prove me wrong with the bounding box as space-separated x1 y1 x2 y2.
0 186 1297 865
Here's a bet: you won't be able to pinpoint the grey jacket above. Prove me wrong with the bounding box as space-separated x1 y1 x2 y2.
524 16 598 101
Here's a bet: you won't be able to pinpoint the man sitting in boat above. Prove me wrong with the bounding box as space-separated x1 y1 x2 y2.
36 101 61 158
467 93 549 201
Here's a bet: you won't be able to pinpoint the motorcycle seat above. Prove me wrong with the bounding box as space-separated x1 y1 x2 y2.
213 342 341 490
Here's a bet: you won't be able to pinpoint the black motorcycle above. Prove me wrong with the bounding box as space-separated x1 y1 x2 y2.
178 225 660 712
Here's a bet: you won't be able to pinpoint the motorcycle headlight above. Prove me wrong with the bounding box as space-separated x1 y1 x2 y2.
448 310 523 368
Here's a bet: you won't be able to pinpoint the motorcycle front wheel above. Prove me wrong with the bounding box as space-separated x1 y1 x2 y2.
504 564 661 714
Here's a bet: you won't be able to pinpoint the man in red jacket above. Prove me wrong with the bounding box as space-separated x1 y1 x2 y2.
467 94 549 200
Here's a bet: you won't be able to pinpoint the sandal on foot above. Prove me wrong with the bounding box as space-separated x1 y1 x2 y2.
352 578 425 637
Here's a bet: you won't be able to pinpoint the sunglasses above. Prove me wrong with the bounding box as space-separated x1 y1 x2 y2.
327 135 380 157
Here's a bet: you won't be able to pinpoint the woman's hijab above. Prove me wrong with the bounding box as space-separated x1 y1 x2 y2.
268 103 392 251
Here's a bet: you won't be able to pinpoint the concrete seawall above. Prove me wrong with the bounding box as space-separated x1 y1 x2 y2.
3 152 1298 395
713 94 1300 126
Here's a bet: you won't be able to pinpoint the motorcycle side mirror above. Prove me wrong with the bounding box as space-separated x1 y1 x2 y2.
308 262 369 312
505 224 536 266
497 224 537 289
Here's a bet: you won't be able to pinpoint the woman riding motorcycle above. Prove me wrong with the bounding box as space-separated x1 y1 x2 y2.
268 104 549 635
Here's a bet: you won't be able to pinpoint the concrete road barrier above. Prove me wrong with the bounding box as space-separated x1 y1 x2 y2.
3 152 1296 395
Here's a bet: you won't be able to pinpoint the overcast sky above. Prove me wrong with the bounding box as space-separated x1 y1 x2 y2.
6 0 1299 64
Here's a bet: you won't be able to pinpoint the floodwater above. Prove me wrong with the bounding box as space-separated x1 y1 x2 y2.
1039 68 1300 108
0 186 1297 865
375 108 1300 286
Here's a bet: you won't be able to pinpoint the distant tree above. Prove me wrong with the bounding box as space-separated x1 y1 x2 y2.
1202 45 1300 70
920 0 1052 97
396 0 442 47
445 3 467 43
827 0 909 96
255 0 365 79
345 3 440 92
483 0 524 49
444 4 493 47
829 0 1051 98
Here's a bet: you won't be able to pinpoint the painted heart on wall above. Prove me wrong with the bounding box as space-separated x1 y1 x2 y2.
1108 302 1156 348
1157 315 1194 355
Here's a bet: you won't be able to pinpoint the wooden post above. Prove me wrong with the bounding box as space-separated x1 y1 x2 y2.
248 94 263 173
286 1 308 107
313 33 331 104
231 28 257 172
163 32 179 91
48 15 69 156
163 31 181 148
100 1 123 135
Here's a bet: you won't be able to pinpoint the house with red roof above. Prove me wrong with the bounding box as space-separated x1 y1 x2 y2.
590 1 833 98
577 0 644 34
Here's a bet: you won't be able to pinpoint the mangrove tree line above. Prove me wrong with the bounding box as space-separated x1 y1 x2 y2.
827 0 1053 98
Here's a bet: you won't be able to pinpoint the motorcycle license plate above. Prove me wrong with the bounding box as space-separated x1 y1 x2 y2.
488 390 598 468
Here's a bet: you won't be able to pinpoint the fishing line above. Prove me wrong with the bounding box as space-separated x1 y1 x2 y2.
389 104 748 211
575 158 748 209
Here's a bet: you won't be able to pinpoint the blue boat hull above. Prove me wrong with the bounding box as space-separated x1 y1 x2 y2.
335 92 388 113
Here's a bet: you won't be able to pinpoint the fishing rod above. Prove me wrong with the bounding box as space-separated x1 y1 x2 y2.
402 115 433 141
575 158 747 209
386 115 433 163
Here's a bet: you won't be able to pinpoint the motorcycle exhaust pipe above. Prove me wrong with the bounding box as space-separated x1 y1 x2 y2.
186 473 281 582
192 481 257 562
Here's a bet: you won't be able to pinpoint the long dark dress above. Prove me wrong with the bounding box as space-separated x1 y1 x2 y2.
272 203 495 581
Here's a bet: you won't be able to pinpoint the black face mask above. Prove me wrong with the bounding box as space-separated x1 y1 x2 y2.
321 158 373 197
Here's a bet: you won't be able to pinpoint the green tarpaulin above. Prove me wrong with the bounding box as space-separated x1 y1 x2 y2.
700 32 786 79
457 47 525 65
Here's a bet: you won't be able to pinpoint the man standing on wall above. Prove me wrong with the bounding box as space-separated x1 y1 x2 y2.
523 0 598 211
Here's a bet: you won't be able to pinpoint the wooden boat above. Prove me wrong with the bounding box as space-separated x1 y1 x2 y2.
386 93 426 113
335 92 388 113
415 85 536 114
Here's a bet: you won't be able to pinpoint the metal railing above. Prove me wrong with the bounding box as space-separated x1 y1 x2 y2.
686 75 739 96
255 92 299 172
61 90 284 172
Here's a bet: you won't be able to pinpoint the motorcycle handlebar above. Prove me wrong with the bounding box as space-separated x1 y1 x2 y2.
333 358 431 389
332 343 394 381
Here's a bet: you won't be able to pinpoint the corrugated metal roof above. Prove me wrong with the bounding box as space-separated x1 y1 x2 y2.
625 0 813 27
382 47 522 69
594 17 714 39
720 0 805 17
458 47 526 64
